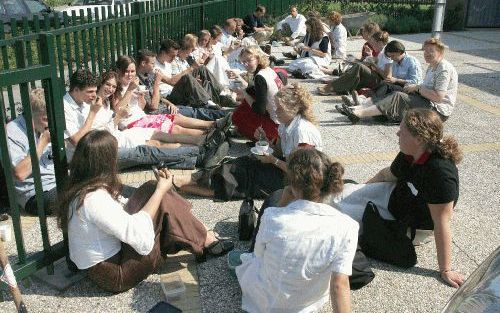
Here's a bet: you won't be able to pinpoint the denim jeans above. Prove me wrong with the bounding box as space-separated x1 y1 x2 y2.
117 145 199 170
153 104 226 121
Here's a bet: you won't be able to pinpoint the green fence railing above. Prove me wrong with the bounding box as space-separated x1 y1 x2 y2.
0 0 301 296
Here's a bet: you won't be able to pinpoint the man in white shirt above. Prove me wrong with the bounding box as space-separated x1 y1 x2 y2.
220 18 237 49
154 39 227 109
274 5 307 45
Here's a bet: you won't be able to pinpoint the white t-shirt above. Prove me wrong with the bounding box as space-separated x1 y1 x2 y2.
154 58 174 96
63 92 90 160
278 115 323 158
68 189 155 269
422 59 458 117
236 199 359 313
117 84 147 127
277 14 307 39
171 56 190 75
377 47 393 71
330 23 347 59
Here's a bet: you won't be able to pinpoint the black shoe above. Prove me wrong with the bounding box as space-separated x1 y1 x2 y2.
262 44 272 55
273 58 285 66
341 95 355 107
335 104 347 116
196 239 235 263
204 128 226 149
202 141 229 169
290 70 307 79
283 52 297 60
215 112 233 134
341 102 360 124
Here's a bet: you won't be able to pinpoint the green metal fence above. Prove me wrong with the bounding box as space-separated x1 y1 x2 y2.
0 0 301 295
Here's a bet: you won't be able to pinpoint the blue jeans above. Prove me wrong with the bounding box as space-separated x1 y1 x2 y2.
152 104 226 121
117 145 199 170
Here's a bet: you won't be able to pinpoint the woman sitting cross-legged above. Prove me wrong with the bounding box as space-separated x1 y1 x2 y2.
338 38 457 124
288 17 332 79
236 148 357 313
57 130 233 293
173 83 322 200
333 108 465 288
231 46 285 142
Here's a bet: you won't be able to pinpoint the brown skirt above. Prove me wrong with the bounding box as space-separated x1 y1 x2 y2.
88 181 207 293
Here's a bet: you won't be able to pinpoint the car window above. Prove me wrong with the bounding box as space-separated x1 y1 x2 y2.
72 0 113 5
25 0 47 14
2 0 27 15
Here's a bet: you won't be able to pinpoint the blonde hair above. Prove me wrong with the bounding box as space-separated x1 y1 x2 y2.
276 83 316 124
423 37 446 54
182 34 198 50
30 88 46 115
240 45 270 69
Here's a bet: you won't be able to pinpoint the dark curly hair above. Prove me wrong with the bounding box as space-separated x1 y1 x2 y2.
287 149 344 201
69 68 98 91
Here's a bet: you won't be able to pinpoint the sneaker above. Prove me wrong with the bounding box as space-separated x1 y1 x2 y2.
206 100 220 108
215 112 233 134
341 103 360 124
335 104 347 116
204 128 226 150
202 141 230 169
262 44 272 55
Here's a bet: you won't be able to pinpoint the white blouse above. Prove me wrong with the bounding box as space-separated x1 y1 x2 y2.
278 115 323 158
236 200 359 313
68 189 155 269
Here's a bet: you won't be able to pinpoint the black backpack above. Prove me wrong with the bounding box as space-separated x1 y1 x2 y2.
349 246 375 290
359 201 417 268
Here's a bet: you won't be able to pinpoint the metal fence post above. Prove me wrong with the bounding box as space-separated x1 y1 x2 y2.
132 2 146 54
432 0 447 39
201 0 206 30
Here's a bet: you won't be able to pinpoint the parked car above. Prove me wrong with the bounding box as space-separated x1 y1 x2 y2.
0 0 61 32
60 0 147 20
441 246 500 313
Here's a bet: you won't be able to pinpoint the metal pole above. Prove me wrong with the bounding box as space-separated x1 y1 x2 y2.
432 0 447 39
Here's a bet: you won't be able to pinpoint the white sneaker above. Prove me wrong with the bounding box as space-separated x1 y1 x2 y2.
207 100 218 107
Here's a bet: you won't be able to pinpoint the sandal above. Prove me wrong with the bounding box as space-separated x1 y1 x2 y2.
196 238 235 263
317 85 337 96
341 102 360 124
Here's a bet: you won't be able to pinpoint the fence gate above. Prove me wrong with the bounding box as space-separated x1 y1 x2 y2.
466 0 500 27
0 33 68 296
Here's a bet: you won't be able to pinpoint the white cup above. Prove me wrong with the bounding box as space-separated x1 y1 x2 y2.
0 223 12 242
255 140 269 154
137 85 148 93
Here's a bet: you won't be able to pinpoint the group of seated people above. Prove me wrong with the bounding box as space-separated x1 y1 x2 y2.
4 4 465 312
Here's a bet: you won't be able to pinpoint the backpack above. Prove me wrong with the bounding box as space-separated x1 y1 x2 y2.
359 201 417 268
349 246 375 290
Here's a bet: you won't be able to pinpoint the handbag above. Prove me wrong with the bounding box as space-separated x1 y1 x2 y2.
238 198 257 241
359 201 417 268
349 246 375 290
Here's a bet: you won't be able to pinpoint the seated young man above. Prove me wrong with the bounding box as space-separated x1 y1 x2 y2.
242 5 274 44
273 5 307 45
136 49 228 121
154 39 228 109
6 88 56 215
64 69 227 170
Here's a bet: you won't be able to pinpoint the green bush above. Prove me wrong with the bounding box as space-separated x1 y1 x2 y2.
444 1 465 31
368 14 389 29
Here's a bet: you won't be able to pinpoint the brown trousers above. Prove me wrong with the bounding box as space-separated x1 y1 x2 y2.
88 181 207 293
328 63 382 93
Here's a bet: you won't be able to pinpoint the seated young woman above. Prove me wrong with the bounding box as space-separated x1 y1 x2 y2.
94 70 220 149
231 46 285 142
57 130 234 293
338 38 457 124
359 22 381 61
334 108 465 288
338 40 423 109
113 55 224 137
236 148 357 313
173 83 322 200
288 17 332 79
318 31 392 96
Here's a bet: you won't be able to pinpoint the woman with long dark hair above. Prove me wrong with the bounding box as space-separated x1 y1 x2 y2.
288 17 332 79
57 130 233 293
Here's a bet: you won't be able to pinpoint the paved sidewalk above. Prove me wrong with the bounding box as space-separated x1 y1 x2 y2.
0 29 498 312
